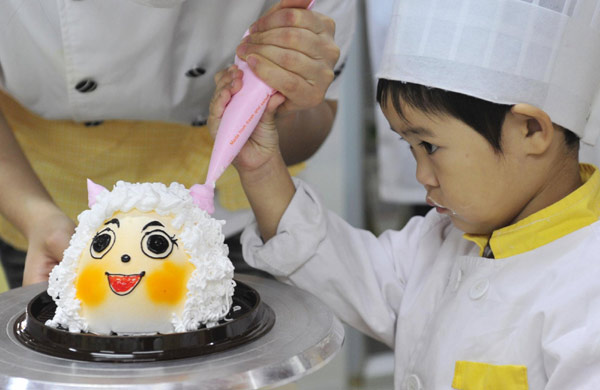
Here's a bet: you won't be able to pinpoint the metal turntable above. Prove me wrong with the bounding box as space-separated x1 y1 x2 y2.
0 274 344 389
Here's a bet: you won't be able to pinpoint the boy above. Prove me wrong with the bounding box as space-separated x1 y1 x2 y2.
209 0 600 388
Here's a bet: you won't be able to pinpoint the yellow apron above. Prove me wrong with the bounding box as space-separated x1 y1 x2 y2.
0 90 303 292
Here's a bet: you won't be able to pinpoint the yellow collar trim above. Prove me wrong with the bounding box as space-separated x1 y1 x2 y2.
464 164 600 259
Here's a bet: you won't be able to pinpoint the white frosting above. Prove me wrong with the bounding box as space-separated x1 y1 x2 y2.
46 181 235 333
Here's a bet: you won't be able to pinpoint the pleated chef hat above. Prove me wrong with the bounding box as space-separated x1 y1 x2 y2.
377 0 600 145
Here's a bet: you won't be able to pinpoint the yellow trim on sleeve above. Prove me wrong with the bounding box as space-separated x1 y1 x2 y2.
0 265 8 294
452 361 528 390
464 164 600 259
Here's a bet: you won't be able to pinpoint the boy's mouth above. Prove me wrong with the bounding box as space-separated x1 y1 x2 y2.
105 271 145 296
427 196 445 209
427 196 455 215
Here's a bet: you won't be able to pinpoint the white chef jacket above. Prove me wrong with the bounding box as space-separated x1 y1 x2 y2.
241 178 600 389
0 0 354 123
0 0 356 237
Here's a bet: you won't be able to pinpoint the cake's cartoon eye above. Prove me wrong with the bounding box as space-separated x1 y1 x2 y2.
90 228 116 259
141 229 177 259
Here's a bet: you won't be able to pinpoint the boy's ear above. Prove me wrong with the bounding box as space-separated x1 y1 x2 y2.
510 103 554 156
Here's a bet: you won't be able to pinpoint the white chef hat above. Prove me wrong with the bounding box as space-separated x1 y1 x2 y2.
377 0 600 145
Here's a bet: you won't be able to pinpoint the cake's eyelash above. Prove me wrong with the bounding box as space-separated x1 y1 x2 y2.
170 234 179 248
92 228 112 242
143 229 178 248
95 227 111 236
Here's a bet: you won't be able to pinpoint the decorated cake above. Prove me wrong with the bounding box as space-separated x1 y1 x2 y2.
45 180 235 335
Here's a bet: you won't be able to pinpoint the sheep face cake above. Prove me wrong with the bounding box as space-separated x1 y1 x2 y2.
74 209 194 334
46 180 235 335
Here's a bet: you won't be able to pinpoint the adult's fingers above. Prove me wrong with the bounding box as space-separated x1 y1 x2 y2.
240 42 331 87
258 0 313 19
251 7 335 38
239 26 339 68
245 54 330 111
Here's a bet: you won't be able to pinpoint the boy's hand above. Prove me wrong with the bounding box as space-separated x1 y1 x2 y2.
22 210 75 286
208 65 286 174
235 0 339 115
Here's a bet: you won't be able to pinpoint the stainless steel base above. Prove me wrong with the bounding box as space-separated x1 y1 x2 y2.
0 274 344 389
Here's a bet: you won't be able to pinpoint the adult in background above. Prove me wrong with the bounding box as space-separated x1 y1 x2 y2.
0 0 356 291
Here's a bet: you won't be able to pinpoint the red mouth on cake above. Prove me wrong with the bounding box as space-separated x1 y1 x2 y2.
105 271 146 296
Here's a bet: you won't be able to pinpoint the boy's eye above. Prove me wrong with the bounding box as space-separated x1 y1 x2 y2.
419 141 439 154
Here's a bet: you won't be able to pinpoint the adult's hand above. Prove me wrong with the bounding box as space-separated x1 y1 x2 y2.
22 209 74 286
0 110 74 286
235 0 340 116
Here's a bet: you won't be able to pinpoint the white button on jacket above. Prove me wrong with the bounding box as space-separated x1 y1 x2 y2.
469 279 490 300
404 374 423 390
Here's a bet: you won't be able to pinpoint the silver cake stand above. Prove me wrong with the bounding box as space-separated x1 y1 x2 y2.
0 274 344 389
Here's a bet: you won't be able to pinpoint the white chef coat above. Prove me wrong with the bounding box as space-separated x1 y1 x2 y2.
241 178 600 389
0 0 354 124
0 0 356 237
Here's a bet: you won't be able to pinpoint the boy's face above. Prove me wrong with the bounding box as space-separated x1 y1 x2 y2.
381 97 534 235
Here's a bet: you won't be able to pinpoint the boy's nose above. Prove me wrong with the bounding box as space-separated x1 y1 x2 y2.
415 156 438 187
121 254 131 263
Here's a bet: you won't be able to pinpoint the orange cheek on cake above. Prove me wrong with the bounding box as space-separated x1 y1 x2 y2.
144 261 195 305
75 264 109 307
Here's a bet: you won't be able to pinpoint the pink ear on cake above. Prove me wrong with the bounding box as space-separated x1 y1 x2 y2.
87 179 108 208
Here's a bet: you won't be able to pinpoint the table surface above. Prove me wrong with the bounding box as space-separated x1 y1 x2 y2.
0 274 344 389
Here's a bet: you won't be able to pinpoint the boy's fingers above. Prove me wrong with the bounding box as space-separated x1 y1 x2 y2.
212 72 243 106
208 89 231 137
214 68 228 84
230 77 243 95
218 73 234 89
210 75 244 117
208 71 245 138
209 89 229 119
214 65 241 86
214 67 233 85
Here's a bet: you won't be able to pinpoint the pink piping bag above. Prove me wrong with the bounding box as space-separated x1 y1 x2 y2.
191 0 315 214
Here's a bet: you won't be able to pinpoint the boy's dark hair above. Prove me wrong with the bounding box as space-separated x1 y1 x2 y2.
376 79 580 152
